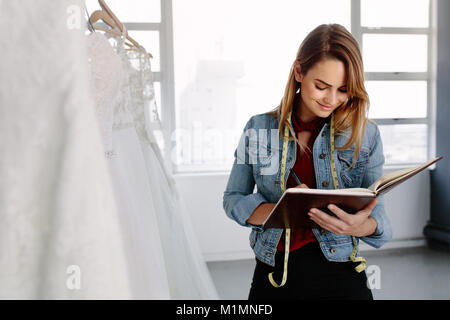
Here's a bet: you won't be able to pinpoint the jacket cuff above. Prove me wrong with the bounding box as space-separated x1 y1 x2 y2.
230 192 268 230
368 201 385 237
359 199 392 248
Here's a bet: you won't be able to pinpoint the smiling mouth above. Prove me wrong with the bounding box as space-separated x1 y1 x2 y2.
317 102 333 109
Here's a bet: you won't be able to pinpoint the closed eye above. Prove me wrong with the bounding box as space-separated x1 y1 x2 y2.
315 85 347 93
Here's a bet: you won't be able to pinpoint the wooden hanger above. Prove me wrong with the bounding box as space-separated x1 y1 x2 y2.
98 0 123 31
89 0 153 58
98 0 154 59
89 9 117 30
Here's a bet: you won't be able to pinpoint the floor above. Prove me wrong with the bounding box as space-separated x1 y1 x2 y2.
207 245 450 300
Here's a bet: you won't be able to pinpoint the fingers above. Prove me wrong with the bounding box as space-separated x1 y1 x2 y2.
295 183 309 189
328 198 377 220
326 204 352 224
310 201 374 235
309 198 378 236
308 208 347 234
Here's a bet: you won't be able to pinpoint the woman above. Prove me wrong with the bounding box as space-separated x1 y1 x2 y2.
223 24 392 300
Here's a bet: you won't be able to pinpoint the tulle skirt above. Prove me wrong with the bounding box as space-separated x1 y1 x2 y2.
110 125 218 299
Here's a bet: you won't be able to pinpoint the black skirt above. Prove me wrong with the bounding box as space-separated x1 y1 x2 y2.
248 241 373 300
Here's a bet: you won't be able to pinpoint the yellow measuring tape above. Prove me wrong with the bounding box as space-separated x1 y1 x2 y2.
330 113 367 273
268 112 365 288
268 115 291 288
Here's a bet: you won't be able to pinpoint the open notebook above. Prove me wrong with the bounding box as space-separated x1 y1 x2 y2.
262 156 443 229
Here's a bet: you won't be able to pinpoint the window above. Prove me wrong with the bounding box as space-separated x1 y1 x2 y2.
172 0 351 173
355 0 436 165
87 0 437 173
171 0 436 173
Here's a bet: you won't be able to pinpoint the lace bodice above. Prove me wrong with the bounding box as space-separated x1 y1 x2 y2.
108 30 160 133
87 32 123 153
106 28 175 187
118 48 161 148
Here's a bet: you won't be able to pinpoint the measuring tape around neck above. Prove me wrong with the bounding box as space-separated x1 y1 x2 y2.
268 112 366 288
268 113 291 288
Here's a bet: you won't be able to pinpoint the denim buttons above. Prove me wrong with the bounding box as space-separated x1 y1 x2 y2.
330 248 336 254
322 181 329 187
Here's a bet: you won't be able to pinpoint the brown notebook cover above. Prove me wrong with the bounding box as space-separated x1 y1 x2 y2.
262 189 375 229
262 156 443 230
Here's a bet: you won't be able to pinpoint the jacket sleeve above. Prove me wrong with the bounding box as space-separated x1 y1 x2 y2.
223 117 268 230
359 124 393 248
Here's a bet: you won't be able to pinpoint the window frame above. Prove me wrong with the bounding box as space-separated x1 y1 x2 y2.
163 0 437 173
351 0 437 167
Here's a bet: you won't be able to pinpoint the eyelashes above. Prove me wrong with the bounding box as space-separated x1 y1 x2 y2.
315 85 347 93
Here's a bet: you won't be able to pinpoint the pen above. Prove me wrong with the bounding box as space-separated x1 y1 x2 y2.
290 169 302 186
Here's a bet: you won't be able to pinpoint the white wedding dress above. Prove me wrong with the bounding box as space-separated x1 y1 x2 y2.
87 32 171 299
0 0 217 300
90 27 218 299
0 0 131 299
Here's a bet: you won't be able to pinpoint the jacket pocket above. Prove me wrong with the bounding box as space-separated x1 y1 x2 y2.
257 143 280 175
251 140 280 196
337 148 369 188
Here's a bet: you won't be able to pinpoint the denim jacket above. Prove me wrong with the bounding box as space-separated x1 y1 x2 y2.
223 111 392 267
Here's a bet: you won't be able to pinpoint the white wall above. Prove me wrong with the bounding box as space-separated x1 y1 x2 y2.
175 168 430 262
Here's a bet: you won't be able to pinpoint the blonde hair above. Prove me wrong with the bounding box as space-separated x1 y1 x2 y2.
269 24 370 165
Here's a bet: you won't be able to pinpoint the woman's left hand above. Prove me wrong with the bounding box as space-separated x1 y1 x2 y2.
308 198 378 237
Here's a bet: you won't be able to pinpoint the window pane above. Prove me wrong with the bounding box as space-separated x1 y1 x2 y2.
363 34 428 72
85 0 161 23
361 0 429 28
379 124 428 164
173 0 350 171
366 81 427 119
126 31 160 72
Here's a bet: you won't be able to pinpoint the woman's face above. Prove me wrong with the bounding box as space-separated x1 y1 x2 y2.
294 58 349 122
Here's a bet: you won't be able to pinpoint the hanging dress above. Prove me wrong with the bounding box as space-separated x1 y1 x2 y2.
0 0 132 299
87 31 171 299
108 27 219 299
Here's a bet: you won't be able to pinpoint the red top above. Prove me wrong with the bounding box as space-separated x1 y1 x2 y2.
277 113 327 252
